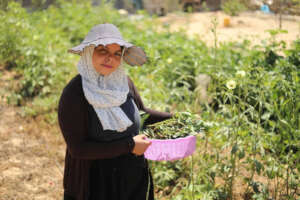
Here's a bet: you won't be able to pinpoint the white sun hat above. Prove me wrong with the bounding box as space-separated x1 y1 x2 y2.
68 23 147 66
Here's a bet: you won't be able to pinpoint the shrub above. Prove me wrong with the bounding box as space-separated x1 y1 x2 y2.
221 0 247 16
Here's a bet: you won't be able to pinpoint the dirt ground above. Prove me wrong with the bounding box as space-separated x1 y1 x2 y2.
159 11 300 47
0 11 299 200
0 68 65 200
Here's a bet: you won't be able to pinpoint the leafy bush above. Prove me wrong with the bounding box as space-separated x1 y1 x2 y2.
221 0 247 16
0 2 71 99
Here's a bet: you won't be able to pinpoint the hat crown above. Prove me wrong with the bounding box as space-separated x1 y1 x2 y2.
69 23 147 66
83 24 123 44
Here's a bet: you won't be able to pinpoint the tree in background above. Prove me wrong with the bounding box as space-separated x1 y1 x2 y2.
269 0 300 29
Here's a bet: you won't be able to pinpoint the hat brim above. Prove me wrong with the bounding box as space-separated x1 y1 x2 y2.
68 38 133 54
123 46 147 66
68 38 147 66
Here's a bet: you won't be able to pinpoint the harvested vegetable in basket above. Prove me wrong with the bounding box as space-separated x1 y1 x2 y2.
143 112 207 139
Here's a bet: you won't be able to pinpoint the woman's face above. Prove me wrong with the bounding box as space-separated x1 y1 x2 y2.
92 44 122 76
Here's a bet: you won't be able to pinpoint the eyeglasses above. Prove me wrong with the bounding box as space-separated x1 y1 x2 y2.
94 47 123 60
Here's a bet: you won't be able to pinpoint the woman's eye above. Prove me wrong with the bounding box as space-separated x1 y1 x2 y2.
97 49 108 54
115 52 122 57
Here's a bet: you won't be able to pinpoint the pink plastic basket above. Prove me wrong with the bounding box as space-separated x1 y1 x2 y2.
144 135 197 161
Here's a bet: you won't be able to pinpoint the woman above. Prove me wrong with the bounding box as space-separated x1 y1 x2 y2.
58 23 172 200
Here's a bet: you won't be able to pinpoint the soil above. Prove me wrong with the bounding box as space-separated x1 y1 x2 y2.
159 11 300 47
0 67 65 200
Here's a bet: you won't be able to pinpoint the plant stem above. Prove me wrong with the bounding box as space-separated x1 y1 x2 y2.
229 151 236 200
211 16 218 67
279 0 282 29
286 158 289 196
191 155 195 200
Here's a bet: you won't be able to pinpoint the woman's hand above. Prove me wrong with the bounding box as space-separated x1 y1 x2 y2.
132 134 152 156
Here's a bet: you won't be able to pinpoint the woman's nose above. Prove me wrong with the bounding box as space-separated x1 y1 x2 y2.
104 54 112 62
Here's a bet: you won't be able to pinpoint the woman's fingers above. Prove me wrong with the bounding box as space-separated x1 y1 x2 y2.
139 134 147 140
132 134 152 155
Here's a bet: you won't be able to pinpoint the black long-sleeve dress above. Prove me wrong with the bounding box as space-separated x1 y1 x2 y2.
58 74 172 200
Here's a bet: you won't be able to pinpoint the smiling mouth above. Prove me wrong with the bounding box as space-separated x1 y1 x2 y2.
102 64 113 68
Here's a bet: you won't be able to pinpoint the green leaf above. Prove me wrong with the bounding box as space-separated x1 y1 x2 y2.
231 143 238 155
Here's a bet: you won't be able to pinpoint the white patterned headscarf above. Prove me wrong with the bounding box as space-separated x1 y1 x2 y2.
77 45 133 132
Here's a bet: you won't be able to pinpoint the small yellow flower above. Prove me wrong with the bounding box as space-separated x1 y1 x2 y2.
226 80 236 90
33 35 39 41
118 9 128 15
236 70 246 77
167 58 173 64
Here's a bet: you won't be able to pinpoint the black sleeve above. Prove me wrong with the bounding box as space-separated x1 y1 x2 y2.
127 77 173 127
58 76 134 160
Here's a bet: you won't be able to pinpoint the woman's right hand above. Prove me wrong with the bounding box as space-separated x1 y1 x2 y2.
132 134 152 156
